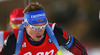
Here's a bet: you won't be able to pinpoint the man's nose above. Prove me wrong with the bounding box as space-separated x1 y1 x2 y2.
37 29 43 32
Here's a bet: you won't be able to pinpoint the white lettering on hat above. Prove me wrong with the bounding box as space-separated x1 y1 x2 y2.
31 13 45 18
11 17 23 21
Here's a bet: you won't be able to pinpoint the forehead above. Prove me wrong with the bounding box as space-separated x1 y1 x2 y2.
32 22 46 26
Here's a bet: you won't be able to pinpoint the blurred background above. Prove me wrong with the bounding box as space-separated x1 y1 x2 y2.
0 0 100 55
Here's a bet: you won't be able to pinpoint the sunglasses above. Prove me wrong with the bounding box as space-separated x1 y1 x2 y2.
27 22 48 31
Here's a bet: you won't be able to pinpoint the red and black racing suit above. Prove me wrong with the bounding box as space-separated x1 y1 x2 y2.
0 24 87 55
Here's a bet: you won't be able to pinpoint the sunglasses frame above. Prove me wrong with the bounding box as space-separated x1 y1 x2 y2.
26 22 48 31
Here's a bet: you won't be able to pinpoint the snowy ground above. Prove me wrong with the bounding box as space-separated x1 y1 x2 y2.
61 46 74 55
87 48 100 55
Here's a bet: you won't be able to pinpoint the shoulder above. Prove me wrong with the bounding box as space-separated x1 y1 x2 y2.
3 28 19 46
48 23 87 54
1 31 16 55
4 28 19 41
3 31 16 46
0 30 11 49
53 24 72 47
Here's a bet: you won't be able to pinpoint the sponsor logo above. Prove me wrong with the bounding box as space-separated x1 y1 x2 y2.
48 38 52 43
36 49 54 55
66 35 71 45
24 52 32 55
31 13 45 18
24 49 55 55
22 42 26 47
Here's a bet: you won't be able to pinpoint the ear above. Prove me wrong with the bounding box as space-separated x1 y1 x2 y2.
24 25 27 28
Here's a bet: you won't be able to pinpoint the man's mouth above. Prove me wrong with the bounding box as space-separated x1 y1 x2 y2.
36 36 42 38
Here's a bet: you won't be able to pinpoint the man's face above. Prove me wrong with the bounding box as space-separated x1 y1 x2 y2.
24 22 46 41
